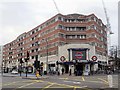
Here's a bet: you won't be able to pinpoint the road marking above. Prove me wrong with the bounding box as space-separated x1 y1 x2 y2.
41 83 55 90
98 78 108 85
3 80 38 86
3 82 18 86
59 78 68 80
73 87 76 90
17 80 42 88
35 80 44 83
73 81 81 84
74 79 104 84
73 86 88 90
64 80 81 84
82 76 85 81
47 81 76 88
64 80 73 82
18 82 37 88
54 83 75 88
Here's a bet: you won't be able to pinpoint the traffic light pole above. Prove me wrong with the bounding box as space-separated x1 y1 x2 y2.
19 58 23 77
19 63 22 77
46 40 48 75
25 51 29 77
26 61 28 77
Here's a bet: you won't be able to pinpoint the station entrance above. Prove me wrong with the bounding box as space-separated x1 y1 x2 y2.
64 64 69 73
75 63 84 76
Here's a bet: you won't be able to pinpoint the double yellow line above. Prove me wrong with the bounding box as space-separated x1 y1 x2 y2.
41 81 90 90
3 80 33 86
98 78 109 85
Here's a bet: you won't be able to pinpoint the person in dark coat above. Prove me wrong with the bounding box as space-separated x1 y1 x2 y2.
74 69 77 76
58 71 60 76
69 69 72 76
62 68 64 75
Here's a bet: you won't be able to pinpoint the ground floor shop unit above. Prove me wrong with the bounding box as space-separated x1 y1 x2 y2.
3 44 108 75
57 44 107 75
57 60 97 76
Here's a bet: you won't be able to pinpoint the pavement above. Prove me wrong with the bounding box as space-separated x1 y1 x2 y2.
2 73 49 79
2 72 118 80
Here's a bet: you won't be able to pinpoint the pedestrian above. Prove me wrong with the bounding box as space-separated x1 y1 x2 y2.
58 71 60 76
36 70 40 79
38 68 42 76
74 69 76 76
62 68 64 75
69 69 71 76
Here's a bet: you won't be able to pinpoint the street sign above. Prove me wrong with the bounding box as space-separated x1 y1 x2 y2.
91 56 97 61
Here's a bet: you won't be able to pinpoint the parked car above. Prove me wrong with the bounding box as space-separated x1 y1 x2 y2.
11 70 18 74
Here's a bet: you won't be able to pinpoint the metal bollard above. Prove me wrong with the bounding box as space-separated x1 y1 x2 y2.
108 75 113 88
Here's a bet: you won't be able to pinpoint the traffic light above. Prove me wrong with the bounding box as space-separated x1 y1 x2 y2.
20 58 24 63
27 51 29 58
40 62 43 71
56 61 59 65
25 58 29 62
34 60 40 69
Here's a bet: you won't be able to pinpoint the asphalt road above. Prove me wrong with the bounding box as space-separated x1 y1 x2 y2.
1 74 119 90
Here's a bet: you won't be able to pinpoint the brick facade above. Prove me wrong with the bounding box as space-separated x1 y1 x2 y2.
2 13 107 73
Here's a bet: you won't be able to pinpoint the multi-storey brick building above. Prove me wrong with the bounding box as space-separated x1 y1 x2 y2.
2 13 107 75
0 46 3 72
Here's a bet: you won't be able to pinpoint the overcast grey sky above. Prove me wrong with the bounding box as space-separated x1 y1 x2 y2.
0 0 118 46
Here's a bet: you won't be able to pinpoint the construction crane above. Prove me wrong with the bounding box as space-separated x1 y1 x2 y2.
102 0 113 34
102 0 114 56
52 0 60 13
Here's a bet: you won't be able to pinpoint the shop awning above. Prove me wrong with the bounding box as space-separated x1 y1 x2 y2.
58 60 97 65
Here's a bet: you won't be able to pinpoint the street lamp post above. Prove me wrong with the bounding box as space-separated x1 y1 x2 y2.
25 61 28 77
41 39 48 74
19 58 24 76
42 39 48 75
12 49 23 77
1 61 3 76
25 51 29 77
46 39 48 74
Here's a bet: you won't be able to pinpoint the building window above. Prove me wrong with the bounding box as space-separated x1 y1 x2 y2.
57 25 62 29
32 37 34 41
58 17 62 21
91 42 95 46
91 16 94 21
32 56 34 59
31 49 34 53
32 31 35 34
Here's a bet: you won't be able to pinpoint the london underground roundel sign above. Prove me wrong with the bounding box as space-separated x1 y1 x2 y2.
60 56 66 62
75 52 83 59
92 56 97 61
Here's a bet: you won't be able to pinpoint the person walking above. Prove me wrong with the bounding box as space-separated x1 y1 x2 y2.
74 69 77 76
62 68 64 75
58 70 60 76
36 70 40 79
69 69 71 76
